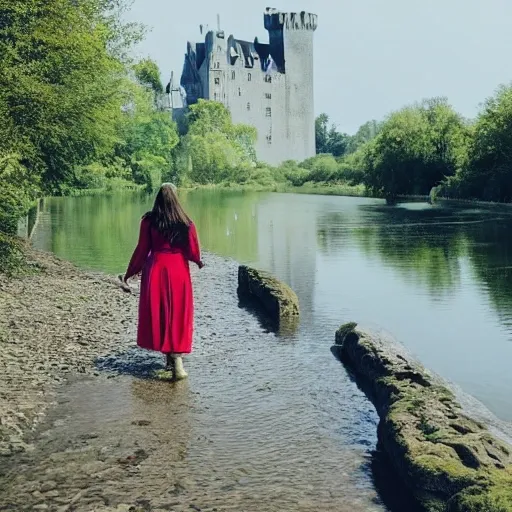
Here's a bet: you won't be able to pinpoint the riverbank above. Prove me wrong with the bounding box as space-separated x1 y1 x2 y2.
182 181 367 197
0 248 139 457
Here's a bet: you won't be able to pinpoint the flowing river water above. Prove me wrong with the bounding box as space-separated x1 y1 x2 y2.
3 190 512 511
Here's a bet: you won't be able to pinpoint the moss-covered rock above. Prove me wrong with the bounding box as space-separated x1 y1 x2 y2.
237 265 299 327
334 323 512 512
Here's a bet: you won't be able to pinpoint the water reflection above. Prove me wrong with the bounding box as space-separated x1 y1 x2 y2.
314 199 512 420
466 219 512 319
255 193 318 323
181 189 261 263
32 190 263 274
351 219 467 297
32 192 512 420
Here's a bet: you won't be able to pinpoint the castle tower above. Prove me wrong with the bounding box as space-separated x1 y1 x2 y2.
264 9 318 163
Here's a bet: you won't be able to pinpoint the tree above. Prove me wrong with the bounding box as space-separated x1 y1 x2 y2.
0 0 144 193
133 58 164 94
315 114 350 157
178 100 257 184
446 85 512 202
327 127 350 157
315 114 329 154
186 99 233 137
362 99 468 203
346 120 380 154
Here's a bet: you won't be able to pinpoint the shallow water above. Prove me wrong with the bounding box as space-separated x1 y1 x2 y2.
32 191 512 421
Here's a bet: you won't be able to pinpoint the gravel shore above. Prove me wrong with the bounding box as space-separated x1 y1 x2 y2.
0 249 141 458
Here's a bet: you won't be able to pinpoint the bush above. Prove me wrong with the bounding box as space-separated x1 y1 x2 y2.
0 233 26 276
0 154 34 235
305 155 339 182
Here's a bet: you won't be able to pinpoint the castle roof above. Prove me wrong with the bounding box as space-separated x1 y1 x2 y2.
234 39 258 67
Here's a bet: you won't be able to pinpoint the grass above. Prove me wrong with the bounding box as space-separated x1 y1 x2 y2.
61 179 145 197
182 180 368 198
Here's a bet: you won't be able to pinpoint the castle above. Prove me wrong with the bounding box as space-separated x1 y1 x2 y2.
176 8 318 165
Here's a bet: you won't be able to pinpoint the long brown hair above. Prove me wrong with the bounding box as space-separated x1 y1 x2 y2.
146 184 191 246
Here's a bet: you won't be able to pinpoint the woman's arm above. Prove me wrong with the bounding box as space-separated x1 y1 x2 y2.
124 217 151 281
187 222 203 268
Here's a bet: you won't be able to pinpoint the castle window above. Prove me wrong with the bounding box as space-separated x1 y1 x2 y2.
265 75 272 83
266 107 272 117
238 87 241 96
265 93 272 99
266 134 272 144
214 93 218 100
247 102 251 111
232 71 235 79
214 77 220 85
248 73 252 82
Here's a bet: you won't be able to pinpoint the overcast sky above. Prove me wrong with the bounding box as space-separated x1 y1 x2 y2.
126 0 512 134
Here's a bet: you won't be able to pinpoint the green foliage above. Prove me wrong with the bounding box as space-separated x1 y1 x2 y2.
440 85 512 202
0 153 34 273
362 98 469 202
115 82 179 190
0 154 35 234
0 0 180 268
315 114 350 157
303 154 340 181
177 100 258 185
271 153 366 189
186 100 233 137
0 0 138 192
0 232 25 276
278 160 309 186
133 58 164 93
346 120 381 154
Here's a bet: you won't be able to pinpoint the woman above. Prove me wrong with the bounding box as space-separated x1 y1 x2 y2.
121 183 203 380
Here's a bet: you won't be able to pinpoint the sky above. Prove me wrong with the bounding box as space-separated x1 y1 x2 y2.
125 0 512 135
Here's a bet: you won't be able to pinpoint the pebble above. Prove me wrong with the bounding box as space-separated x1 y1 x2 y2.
40 481 57 492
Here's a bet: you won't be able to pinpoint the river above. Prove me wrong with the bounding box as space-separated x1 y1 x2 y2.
22 189 512 511
32 190 512 421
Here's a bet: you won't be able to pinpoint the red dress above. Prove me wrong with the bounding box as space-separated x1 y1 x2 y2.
124 215 202 354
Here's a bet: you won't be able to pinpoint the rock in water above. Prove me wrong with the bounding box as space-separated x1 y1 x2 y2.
333 322 512 512
237 265 299 327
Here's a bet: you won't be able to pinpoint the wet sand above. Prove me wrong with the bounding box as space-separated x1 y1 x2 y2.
0 250 398 511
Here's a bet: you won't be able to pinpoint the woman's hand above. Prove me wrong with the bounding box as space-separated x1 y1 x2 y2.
118 274 132 293
197 260 205 269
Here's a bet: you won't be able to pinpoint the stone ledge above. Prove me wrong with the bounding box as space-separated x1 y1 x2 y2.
333 322 512 512
237 265 299 327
